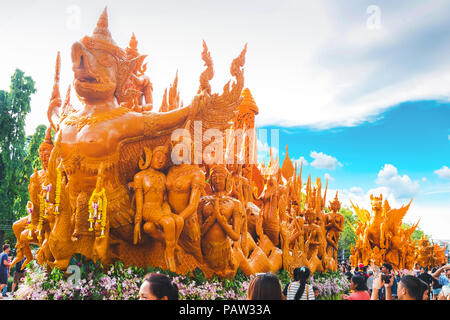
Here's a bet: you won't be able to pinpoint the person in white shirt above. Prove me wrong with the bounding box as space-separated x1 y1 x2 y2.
284 266 315 300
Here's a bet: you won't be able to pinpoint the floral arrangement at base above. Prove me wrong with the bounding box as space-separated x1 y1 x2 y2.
14 254 249 300
14 255 349 300
310 271 351 300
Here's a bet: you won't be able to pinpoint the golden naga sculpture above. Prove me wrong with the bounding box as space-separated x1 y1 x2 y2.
14 7 344 279
349 194 424 270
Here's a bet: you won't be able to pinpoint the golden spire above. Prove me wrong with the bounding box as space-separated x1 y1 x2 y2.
92 7 116 44
126 32 139 59
238 88 259 115
159 71 182 112
323 178 328 210
168 70 181 111
159 89 169 112
306 174 312 208
47 51 61 131
281 145 294 180
44 127 53 146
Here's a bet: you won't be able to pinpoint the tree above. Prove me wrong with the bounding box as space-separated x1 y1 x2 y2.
0 69 36 245
23 124 47 178
337 207 357 261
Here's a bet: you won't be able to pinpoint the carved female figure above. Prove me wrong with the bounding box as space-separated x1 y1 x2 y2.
197 165 241 278
325 192 344 264
166 162 205 263
133 146 184 272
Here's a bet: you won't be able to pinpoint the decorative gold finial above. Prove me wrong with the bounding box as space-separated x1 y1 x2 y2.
92 7 115 43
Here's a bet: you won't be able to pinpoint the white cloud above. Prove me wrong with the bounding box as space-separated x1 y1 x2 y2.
324 173 334 182
421 177 428 182
293 156 308 166
310 151 342 170
375 164 419 199
404 204 450 240
434 166 450 179
6 1 450 134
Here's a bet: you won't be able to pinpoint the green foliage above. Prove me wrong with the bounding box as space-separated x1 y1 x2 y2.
276 269 291 288
0 69 36 245
23 124 47 176
337 206 357 259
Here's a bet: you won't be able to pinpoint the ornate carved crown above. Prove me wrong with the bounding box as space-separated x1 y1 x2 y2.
81 7 126 59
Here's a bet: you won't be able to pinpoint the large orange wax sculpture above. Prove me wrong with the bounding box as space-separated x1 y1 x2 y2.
415 236 447 268
12 8 343 278
350 194 420 270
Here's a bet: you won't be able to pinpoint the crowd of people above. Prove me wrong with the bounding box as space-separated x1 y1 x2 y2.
135 261 450 301
2 241 449 300
338 261 450 300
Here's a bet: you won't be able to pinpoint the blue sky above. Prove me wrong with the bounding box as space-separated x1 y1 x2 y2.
263 100 450 189
0 0 449 239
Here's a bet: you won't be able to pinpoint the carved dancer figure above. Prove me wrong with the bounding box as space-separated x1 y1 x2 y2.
305 216 324 274
325 192 344 265
197 165 241 278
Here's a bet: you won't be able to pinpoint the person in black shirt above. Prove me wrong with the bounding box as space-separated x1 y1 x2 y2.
417 266 433 300
345 266 353 281
11 257 26 294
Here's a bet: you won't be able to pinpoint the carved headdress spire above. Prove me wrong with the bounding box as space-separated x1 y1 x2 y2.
93 7 115 44
126 32 139 59
43 127 53 146
81 7 125 59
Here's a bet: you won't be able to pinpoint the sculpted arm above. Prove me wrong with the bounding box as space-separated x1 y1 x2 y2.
179 173 205 220
133 174 143 244
215 199 240 241
142 107 190 137
119 106 191 140
199 200 216 236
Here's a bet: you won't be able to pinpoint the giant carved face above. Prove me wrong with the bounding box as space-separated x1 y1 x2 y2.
71 41 118 103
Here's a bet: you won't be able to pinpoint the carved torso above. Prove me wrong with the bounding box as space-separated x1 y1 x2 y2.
166 164 205 214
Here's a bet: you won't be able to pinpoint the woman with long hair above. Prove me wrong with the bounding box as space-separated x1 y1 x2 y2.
246 273 283 300
285 267 315 300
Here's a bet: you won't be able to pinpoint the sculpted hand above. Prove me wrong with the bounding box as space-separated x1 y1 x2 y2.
133 223 141 245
